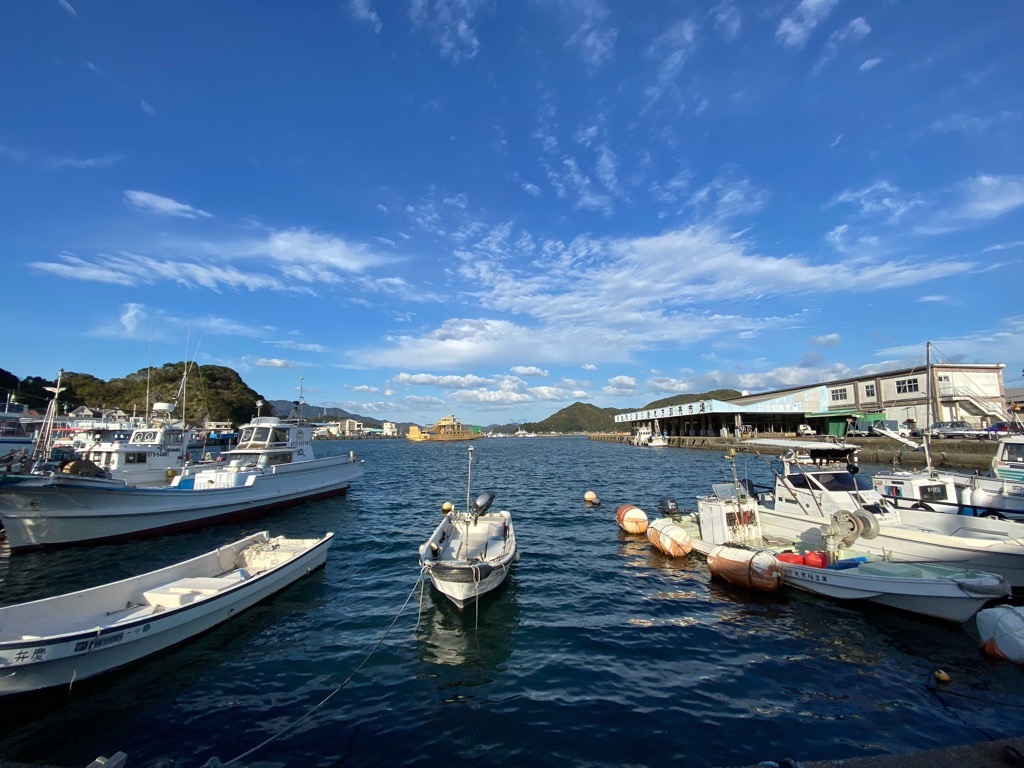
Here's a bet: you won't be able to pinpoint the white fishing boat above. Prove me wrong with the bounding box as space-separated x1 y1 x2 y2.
419 446 517 610
654 457 1011 622
746 438 1024 589
0 531 333 696
0 413 364 550
631 422 667 447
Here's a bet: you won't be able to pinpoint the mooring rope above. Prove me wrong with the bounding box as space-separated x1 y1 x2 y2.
201 572 425 767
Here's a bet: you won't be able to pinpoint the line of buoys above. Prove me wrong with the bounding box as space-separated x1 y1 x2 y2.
584 490 600 506
706 544 784 591
646 517 692 557
615 503 649 534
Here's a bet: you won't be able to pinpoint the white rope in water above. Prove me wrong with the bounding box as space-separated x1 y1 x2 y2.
201 572 426 768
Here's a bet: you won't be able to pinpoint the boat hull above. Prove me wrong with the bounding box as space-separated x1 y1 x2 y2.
756 502 1024 589
778 560 1007 623
0 532 332 696
0 458 363 550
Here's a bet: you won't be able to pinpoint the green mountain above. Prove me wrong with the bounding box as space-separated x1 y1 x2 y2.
1 363 266 427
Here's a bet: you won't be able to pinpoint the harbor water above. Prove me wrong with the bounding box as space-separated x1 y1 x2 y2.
0 437 1022 767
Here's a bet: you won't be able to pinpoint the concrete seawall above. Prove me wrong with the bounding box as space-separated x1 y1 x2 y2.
588 433 996 472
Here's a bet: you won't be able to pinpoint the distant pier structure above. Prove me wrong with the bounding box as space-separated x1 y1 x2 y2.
616 360 1008 440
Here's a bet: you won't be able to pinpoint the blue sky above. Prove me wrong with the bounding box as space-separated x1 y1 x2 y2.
2 1 1022 426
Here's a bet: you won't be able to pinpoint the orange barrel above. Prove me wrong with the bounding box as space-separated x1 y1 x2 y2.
706 545 784 591
616 504 649 534
803 551 828 568
646 517 692 557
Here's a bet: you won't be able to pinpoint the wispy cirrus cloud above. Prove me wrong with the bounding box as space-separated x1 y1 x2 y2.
829 180 922 224
349 0 382 33
47 154 123 170
408 0 494 62
776 0 837 49
124 190 213 219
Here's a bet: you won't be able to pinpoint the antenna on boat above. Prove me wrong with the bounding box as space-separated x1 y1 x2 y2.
466 445 474 516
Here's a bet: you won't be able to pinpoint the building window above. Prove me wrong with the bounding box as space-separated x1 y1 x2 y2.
896 378 920 394
830 388 848 402
864 383 876 399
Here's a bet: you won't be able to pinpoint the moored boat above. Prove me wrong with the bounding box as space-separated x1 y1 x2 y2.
651 453 1011 622
0 413 364 550
418 446 517 610
746 438 1024 589
0 531 333 696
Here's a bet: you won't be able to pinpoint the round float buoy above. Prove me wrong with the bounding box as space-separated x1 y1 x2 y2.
934 670 951 683
647 517 692 557
441 501 453 515
706 545 784 591
167 468 178 479
616 504 649 534
584 490 600 506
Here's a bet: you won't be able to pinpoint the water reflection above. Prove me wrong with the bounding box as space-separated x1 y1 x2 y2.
415 576 519 671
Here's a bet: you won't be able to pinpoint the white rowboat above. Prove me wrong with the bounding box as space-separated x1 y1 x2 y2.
0 531 333 696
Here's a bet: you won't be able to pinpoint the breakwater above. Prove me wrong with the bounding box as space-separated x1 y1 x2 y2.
588 433 995 472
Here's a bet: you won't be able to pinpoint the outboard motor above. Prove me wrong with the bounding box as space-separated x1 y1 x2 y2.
472 491 495 515
658 496 679 517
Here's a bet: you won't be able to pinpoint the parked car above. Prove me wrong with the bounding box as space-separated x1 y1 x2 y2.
926 420 991 439
986 421 1024 437
869 420 911 438
796 424 815 436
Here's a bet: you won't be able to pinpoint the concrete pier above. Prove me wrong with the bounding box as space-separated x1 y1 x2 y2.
588 433 997 472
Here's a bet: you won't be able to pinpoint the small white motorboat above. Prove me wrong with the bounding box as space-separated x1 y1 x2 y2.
419 446 517 610
0 531 333 696
653 453 1011 623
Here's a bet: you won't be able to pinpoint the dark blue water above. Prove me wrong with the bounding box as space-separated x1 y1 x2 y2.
1 438 1022 768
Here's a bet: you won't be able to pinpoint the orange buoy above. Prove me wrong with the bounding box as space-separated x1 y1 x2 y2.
647 517 692 557
584 490 600 506
706 545 784 591
616 504 649 534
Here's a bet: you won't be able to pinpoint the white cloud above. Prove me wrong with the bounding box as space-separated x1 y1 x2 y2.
47 154 123 170
140 101 156 117
510 366 548 377
562 0 618 68
124 190 212 219
603 375 637 396
953 175 1024 221
266 340 328 353
253 358 304 369
810 333 840 347
830 180 921 223
860 57 882 71
775 0 837 49
349 0 382 33
58 0 77 16
409 0 493 62
815 17 871 73
522 182 541 197
710 1 741 40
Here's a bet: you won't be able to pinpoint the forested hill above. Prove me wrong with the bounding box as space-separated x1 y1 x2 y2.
0 363 265 427
517 388 743 433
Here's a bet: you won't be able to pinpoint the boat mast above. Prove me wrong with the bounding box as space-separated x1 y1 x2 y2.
33 369 66 468
923 341 934 475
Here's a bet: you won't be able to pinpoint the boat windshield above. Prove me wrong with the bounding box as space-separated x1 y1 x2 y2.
805 471 866 492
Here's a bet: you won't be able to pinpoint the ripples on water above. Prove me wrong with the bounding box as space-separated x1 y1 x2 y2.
1 438 1022 767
